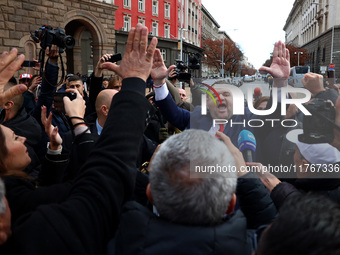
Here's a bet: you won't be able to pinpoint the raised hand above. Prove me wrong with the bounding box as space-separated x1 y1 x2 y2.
63 89 86 128
94 53 113 77
102 23 158 82
151 49 176 85
0 48 27 106
41 105 62 150
301 72 324 96
259 41 290 80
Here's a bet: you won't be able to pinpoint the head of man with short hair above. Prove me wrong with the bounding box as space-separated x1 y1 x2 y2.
257 194 340 255
178 88 187 102
148 129 237 226
95 89 118 128
207 81 234 120
1 82 24 122
67 75 84 96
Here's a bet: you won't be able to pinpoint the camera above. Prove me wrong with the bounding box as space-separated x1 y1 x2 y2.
31 25 75 53
174 60 191 82
298 98 335 144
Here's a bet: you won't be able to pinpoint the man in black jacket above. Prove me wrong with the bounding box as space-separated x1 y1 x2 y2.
0 23 157 255
110 128 277 255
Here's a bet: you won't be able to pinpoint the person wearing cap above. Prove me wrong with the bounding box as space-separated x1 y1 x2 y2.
253 87 262 101
256 128 340 210
19 73 32 86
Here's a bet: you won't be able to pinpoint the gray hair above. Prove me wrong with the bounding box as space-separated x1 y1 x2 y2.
150 129 237 226
0 179 6 214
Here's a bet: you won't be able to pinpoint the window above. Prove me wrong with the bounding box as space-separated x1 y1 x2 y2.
322 47 326 62
152 1 158 15
123 0 130 7
123 16 131 31
164 25 170 38
138 19 145 26
165 4 170 19
160 49 166 61
152 22 158 36
138 0 144 12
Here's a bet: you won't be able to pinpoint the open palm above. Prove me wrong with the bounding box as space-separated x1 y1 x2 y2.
151 49 175 84
259 41 290 79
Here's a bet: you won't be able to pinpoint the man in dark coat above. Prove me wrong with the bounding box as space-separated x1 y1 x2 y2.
110 127 277 255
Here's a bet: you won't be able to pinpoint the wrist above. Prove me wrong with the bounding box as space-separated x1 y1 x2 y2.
153 79 166 87
47 142 62 152
94 69 103 77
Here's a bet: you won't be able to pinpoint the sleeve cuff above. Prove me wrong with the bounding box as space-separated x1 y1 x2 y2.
154 83 169 101
47 142 62 155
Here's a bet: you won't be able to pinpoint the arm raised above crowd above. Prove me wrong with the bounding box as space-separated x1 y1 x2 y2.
259 41 290 88
102 23 157 82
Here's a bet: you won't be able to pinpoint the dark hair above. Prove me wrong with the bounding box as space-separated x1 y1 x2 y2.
257 193 340 255
0 125 29 179
108 75 122 90
253 96 270 110
68 75 83 84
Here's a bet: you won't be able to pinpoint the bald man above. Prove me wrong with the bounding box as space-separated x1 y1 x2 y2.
94 89 118 135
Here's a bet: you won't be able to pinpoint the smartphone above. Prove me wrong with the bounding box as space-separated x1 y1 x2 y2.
106 53 122 63
53 92 77 101
21 60 37 67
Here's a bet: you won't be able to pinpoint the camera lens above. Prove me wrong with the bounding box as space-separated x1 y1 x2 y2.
63 36 75 49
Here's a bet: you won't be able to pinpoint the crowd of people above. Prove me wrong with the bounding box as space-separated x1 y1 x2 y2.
0 23 340 254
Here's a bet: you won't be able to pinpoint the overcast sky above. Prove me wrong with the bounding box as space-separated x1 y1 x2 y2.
202 0 296 69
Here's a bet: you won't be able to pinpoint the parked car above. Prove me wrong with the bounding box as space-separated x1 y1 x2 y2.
244 75 253 82
288 66 310 87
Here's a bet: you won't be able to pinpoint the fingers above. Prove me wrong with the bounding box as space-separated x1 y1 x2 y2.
258 66 270 74
139 25 148 53
133 23 142 52
272 42 278 58
153 49 162 64
41 105 47 124
0 85 27 105
125 27 136 54
216 131 239 154
167 65 176 75
146 37 158 63
102 62 119 74
0 50 25 87
285 48 290 62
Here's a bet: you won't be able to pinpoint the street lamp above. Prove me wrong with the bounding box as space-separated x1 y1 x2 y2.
294 51 303 66
312 2 336 64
